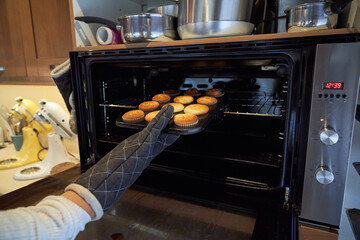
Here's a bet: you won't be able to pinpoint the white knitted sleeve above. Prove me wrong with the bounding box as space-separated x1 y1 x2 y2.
0 195 92 240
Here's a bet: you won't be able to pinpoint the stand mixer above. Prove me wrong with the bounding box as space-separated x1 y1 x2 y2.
0 97 53 169
14 99 76 180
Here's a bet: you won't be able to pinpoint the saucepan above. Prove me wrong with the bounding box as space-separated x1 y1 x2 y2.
75 13 178 43
146 4 179 17
285 0 353 32
177 0 255 40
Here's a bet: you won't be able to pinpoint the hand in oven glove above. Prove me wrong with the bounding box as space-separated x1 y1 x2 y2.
65 105 179 219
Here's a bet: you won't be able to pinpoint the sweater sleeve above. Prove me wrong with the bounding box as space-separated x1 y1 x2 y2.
0 195 92 240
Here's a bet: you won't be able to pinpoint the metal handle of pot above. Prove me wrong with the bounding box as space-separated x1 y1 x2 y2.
330 0 353 13
75 16 118 30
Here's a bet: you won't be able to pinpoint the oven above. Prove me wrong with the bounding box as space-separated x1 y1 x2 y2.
70 34 360 240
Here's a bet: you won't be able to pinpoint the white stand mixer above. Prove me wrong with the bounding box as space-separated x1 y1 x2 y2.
13 100 76 180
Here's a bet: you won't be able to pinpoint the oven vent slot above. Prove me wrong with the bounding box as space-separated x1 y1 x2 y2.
224 91 285 117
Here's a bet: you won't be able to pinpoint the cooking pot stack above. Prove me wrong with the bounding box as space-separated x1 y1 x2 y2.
75 0 352 44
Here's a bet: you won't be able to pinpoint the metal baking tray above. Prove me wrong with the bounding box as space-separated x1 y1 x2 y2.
115 101 222 135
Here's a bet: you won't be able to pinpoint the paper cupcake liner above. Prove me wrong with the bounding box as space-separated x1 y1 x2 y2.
174 119 199 128
122 116 144 123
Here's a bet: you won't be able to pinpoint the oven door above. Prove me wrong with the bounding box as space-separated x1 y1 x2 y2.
71 46 312 240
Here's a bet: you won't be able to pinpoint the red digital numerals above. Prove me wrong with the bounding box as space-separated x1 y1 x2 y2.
324 82 343 89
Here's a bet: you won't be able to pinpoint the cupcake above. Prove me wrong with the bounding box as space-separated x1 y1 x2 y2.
122 110 145 123
173 95 194 105
145 110 160 123
184 104 209 116
205 88 224 98
185 88 201 97
163 89 180 97
162 103 184 113
152 94 171 105
139 101 159 112
196 96 217 106
174 113 199 127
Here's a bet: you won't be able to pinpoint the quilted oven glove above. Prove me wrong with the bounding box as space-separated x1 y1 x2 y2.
66 105 179 219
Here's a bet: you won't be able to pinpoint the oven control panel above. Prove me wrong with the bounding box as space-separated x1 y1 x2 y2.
300 42 360 227
319 127 339 145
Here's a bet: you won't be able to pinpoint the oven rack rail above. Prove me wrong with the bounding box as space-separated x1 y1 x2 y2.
224 94 285 117
98 93 286 118
99 102 138 109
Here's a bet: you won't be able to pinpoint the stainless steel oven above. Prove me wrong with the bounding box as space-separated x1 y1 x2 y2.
70 33 360 240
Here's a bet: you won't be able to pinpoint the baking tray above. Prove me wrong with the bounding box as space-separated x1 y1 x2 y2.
115 101 222 135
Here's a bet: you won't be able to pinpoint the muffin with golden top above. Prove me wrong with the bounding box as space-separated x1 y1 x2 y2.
174 113 199 127
173 95 194 105
152 94 171 105
145 110 161 123
196 96 217 106
138 101 159 112
184 104 209 116
122 110 145 123
162 102 184 113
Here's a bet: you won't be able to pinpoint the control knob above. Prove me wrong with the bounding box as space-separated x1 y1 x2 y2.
315 166 334 184
320 127 339 145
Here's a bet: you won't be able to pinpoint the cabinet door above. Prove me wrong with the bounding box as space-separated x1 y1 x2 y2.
0 0 27 82
29 0 73 78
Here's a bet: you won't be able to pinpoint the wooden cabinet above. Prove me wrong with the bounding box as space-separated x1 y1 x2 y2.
0 0 28 81
300 225 338 240
0 0 73 85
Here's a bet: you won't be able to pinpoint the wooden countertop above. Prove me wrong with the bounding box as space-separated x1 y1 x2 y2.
0 144 44 195
0 165 81 210
74 28 359 52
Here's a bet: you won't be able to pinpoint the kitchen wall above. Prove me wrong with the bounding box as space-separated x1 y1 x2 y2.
0 84 79 155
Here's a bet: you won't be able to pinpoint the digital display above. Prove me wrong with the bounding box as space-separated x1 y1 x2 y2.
323 82 344 90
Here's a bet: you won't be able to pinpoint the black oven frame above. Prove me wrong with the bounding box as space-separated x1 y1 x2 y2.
70 33 360 240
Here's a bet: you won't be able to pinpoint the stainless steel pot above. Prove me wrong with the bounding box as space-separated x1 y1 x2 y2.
284 0 353 32
177 0 254 39
146 5 179 17
75 14 178 43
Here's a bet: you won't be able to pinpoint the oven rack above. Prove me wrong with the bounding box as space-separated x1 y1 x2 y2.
99 103 137 108
224 93 285 117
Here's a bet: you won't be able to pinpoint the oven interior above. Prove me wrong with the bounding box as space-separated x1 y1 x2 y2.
88 56 292 202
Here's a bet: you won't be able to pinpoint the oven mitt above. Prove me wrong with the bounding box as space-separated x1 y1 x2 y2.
66 105 179 218
51 59 72 112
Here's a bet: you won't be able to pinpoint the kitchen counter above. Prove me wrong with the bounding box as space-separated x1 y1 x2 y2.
0 143 79 196
0 144 44 195
0 164 81 210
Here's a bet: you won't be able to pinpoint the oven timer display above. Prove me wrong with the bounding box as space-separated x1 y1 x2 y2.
323 82 344 90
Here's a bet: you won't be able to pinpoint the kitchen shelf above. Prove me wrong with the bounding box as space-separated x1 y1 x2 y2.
73 28 359 52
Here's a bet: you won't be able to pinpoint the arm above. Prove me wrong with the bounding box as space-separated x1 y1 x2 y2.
61 190 95 218
0 106 178 240
0 195 91 240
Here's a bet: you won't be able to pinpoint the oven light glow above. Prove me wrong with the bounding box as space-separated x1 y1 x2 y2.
323 82 344 89
320 118 324 122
